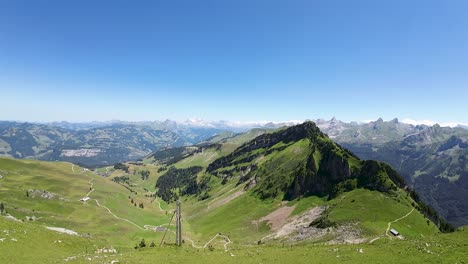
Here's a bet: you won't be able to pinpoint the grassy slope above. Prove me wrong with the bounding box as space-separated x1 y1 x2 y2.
328 189 439 237
2 215 466 264
0 155 465 263
119 229 468 264
0 216 108 263
0 158 172 248
0 121 465 263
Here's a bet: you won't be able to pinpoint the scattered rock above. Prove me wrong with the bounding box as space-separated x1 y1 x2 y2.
260 205 365 245
271 206 327 239
96 247 117 254
26 215 39 221
28 189 57 200
64 256 77 262
46 227 79 236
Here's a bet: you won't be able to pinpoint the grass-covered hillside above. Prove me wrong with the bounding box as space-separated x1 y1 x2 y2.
1 214 466 264
0 122 465 263
135 122 451 245
0 158 174 248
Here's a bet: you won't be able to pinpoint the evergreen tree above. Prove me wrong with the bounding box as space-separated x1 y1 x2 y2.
139 239 146 248
0 202 4 214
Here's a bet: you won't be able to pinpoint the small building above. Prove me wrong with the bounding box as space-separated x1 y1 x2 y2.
389 229 400 236
80 197 90 202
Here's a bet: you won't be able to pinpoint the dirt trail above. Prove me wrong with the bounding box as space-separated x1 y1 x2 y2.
71 164 233 251
182 233 232 250
86 178 94 197
386 208 414 236
153 198 165 213
369 207 415 243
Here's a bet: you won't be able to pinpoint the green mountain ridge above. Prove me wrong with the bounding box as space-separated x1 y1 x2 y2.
153 121 452 233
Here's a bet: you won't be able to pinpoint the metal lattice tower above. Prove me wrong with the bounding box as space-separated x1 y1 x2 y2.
176 200 182 246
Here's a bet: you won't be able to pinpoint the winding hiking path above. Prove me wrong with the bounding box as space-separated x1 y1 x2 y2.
86 178 95 197
70 163 233 251
369 207 415 243
181 233 232 250
385 208 414 236
153 197 166 213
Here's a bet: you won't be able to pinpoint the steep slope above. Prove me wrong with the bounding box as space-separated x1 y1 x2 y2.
319 119 468 226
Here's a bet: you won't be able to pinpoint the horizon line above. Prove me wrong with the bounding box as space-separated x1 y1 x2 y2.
1 117 467 128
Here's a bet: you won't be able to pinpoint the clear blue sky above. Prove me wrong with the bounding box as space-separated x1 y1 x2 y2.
1 0 467 123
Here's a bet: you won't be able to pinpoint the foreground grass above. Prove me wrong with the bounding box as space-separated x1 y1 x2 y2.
119 234 468 264
2 215 465 264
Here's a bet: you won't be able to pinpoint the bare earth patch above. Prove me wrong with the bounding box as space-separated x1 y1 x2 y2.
259 205 365 244
274 206 326 238
256 205 296 230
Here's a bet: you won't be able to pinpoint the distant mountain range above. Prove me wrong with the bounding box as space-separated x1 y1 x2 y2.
0 121 216 167
0 119 299 167
316 118 468 227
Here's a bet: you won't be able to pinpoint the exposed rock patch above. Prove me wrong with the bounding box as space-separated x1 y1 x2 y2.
28 189 58 200
260 205 365 244
46 227 79 236
274 206 327 238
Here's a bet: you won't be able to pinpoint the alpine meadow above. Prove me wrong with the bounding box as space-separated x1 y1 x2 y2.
1 1 467 263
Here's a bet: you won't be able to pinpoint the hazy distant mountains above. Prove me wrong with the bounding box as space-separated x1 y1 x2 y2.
0 121 218 167
316 118 468 227
0 119 296 167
